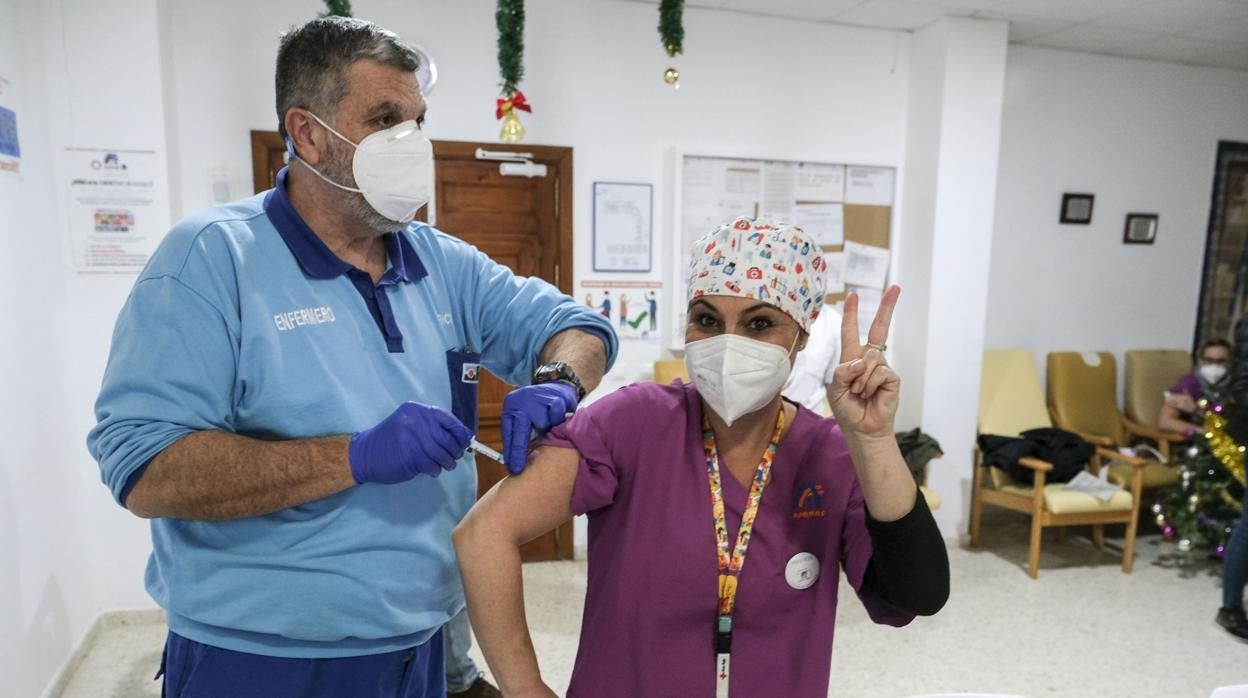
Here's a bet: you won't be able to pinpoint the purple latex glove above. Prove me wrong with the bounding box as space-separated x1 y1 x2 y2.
501 382 579 474
349 402 472 484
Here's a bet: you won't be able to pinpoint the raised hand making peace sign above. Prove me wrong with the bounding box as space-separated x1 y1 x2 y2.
828 285 901 439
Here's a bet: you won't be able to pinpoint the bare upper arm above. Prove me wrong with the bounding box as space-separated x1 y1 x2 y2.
456 444 581 547
1158 403 1184 426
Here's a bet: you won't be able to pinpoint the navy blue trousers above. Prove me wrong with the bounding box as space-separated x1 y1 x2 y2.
159 629 445 698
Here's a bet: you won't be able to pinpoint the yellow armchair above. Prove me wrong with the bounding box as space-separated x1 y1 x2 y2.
1046 351 1181 491
971 350 1144 578
653 359 689 385
1123 349 1192 459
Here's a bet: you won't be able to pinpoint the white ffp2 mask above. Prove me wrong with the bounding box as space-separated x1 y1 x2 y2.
294 111 434 224
684 334 793 426
1200 364 1228 385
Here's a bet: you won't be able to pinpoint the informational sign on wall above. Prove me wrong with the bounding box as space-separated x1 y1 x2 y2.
0 75 19 179
593 181 653 272
580 279 662 341
671 151 896 350
66 147 167 273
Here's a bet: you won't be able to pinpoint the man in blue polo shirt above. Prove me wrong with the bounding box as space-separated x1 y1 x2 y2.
87 17 616 698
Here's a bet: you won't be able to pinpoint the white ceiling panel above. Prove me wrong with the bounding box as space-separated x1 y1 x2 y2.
614 0 1248 71
910 0 1004 9
1028 24 1160 53
831 0 954 30
991 15 1077 42
980 0 1150 24
720 0 862 22
1093 0 1248 33
1176 15 1248 47
1114 35 1248 69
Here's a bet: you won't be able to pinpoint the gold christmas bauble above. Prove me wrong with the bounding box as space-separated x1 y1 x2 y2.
666 41 679 56
664 67 680 87
499 111 526 143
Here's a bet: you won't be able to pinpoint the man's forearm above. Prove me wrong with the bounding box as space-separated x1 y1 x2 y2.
125 430 357 520
538 328 608 394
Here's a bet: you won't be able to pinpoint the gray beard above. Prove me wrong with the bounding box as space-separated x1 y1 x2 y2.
321 141 404 236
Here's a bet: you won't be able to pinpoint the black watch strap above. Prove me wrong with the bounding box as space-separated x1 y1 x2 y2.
533 361 586 401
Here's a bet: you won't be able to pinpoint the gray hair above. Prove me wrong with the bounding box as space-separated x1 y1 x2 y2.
275 16 420 139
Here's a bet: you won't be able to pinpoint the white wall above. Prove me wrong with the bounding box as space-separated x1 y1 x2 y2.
46 0 175 620
1 2 109 696
985 47 1248 394
894 18 1008 536
0 4 91 695
164 0 912 393
1 1 174 694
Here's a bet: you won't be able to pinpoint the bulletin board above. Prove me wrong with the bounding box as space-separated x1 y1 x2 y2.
670 151 896 349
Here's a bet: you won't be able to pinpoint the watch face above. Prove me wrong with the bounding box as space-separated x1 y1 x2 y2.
536 363 564 380
412 44 438 95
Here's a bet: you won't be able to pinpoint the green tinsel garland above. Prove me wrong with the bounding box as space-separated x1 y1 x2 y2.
659 0 684 57
321 0 352 17
497 0 525 97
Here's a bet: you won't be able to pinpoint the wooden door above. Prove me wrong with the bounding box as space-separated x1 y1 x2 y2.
426 141 574 562
250 130 286 192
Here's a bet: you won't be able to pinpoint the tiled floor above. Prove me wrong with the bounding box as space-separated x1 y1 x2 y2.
58 516 1248 697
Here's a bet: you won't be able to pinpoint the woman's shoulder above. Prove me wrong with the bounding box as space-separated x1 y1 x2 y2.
581 380 695 422
1173 371 1201 394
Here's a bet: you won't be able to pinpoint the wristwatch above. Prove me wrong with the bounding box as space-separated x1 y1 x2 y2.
533 361 586 401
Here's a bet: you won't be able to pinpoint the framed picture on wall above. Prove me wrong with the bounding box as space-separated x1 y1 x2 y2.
1123 213 1158 245
592 181 653 272
1059 193 1094 224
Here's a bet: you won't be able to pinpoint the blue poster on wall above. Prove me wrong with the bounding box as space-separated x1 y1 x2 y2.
0 105 19 159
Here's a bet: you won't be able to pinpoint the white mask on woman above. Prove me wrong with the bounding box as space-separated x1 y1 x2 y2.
1199 363 1228 385
293 111 433 224
684 334 794 426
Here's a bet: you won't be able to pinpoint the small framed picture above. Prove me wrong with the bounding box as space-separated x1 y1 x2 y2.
1059 193 1094 224
1123 213 1158 245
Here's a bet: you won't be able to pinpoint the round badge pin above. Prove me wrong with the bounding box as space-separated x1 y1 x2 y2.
785 552 820 590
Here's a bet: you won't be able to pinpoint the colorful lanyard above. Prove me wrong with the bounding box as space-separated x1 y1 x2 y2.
702 408 784 697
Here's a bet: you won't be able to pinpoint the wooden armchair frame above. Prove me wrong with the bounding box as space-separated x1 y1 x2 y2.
969 444 1145 579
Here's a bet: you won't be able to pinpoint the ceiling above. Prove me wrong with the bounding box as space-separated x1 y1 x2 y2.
624 0 1248 71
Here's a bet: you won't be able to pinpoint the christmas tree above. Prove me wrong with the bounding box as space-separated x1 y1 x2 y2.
1156 400 1245 558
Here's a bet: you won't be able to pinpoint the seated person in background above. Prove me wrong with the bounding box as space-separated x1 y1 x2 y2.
782 300 842 413
1159 338 1232 438
454 218 948 697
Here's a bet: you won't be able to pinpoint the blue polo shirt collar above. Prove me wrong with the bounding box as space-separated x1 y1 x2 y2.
263 167 426 284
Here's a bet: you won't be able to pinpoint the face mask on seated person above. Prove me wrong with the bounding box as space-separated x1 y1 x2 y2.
1199 363 1228 385
684 334 795 426
289 111 433 224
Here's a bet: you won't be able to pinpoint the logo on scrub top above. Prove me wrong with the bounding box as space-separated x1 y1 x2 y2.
792 482 826 520
461 363 480 383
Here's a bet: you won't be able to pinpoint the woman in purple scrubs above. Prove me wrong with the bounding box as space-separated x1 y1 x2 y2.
455 218 948 697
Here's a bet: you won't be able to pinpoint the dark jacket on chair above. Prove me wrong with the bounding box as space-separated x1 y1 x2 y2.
978 428 1094 485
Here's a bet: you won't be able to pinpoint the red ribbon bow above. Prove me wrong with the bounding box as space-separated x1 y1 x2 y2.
496 91 533 119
